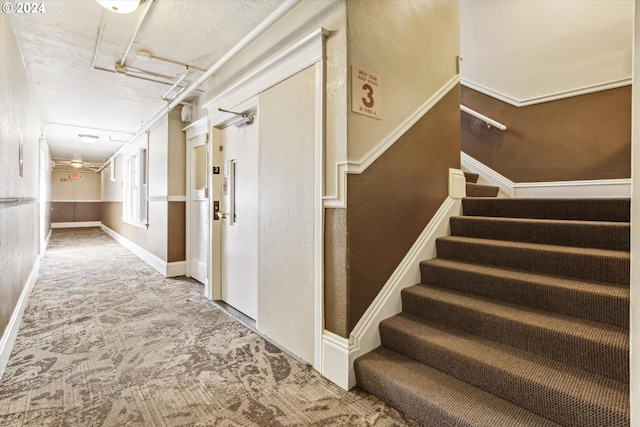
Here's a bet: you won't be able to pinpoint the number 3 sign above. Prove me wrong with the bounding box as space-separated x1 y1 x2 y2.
352 65 383 120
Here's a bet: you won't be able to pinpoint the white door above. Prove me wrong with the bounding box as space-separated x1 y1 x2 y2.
189 135 209 286
219 117 259 319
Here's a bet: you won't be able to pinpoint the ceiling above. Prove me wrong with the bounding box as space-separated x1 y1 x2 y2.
9 0 285 167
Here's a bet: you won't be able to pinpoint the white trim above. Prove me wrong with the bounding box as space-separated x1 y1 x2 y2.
321 331 351 390
51 221 101 228
205 28 328 373
148 196 187 202
183 116 208 139
101 225 186 277
461 152 632 198
323 75 460 208
323 170 466 389
461 78 632 107
203 28 329 116
50 200 102 203
313 60 325 371
0 257 40 380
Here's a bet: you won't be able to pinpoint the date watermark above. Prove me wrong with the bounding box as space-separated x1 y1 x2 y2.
2 2 46 14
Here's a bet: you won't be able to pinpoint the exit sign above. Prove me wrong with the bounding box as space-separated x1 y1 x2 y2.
69 173 81 180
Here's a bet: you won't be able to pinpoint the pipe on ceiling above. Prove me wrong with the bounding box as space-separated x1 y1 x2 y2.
119 0 156 67
99 0 302 171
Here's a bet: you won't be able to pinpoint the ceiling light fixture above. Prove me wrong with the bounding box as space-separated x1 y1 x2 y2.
96 0 145 14
78 134 100 144
71 160 84 169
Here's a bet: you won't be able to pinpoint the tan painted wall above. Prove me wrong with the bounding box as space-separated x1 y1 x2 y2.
51 170 101 201
168 109 186 197
51 202 101 223
346 0 460 161
345 86 460 332
257 66 316 363
100 113 186 264
0 13 42 336
461 85 632 182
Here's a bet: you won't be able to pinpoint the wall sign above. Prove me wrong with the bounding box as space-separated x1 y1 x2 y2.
351 65 382 120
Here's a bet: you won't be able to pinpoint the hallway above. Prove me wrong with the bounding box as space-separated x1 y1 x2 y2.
0 228 415 426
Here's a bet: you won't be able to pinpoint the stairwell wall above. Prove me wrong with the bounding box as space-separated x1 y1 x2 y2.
325 0 461 334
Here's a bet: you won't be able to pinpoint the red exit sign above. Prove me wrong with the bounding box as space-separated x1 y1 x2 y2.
69 173 81 180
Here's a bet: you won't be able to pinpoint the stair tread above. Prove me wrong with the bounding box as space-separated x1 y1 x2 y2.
380 313 629 422
450 215 630 250
403 284 628 351
421 257 630 296
462 197 631 222
355 347 563 427
438 235 630 258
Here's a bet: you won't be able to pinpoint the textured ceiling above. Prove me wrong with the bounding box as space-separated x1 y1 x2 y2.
10 0 284 163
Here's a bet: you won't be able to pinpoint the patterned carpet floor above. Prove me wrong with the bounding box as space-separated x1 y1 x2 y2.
0 228 417 426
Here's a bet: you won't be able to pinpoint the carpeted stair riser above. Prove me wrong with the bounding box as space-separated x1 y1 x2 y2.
420 259 629 327
449 216 630 251
466 182 500 197
436 236 630 285
378 313 629 427
401 284 628 383
462 198 630 222
463 172 479 183
354 347 563 427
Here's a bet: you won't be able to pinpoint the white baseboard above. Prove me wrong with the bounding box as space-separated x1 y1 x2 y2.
461 152 631 198
101 225 186 277
0 257 40 380
52 221 102 228
321 169 466 390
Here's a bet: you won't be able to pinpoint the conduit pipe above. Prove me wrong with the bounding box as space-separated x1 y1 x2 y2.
119 0 156 67
99 0 302 171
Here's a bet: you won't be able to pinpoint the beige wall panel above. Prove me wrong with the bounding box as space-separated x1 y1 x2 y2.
168 109 186 197
167 201 185 263
346 86 460 332
461 86 631 182
347 0 460 161
51 202 101 223
101 157 124 202
258 66 316 363
148 116 169 199
460 0 633 103
51 171 101 201
324 207 348 337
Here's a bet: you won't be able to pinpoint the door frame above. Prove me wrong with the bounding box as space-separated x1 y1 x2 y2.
184 117 213 298
204 29 328 371
209 97 259 306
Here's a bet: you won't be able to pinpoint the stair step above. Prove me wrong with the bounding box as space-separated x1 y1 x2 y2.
465 182 499 197
354 346 562 427
462 197 631 222
420 258 629 327
401 284 628 382
450 215 630 251
436 236 630 285
463 171 479 183
378 313 629 427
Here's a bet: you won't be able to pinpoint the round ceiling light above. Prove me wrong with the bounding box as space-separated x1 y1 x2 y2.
78 134 100 144
96 0 143 14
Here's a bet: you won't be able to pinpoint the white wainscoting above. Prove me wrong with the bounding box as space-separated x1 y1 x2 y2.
101 225 186 278
461 152 631 199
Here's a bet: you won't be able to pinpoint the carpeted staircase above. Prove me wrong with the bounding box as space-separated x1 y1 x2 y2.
464 171 500 197
354 195 630 427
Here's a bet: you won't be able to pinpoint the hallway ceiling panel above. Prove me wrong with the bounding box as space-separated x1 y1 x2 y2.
9 0 284 164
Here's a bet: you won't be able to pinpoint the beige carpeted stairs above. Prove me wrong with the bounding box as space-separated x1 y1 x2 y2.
354 194 630 426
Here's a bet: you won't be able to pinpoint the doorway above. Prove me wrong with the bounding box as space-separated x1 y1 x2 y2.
187 134 209 287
